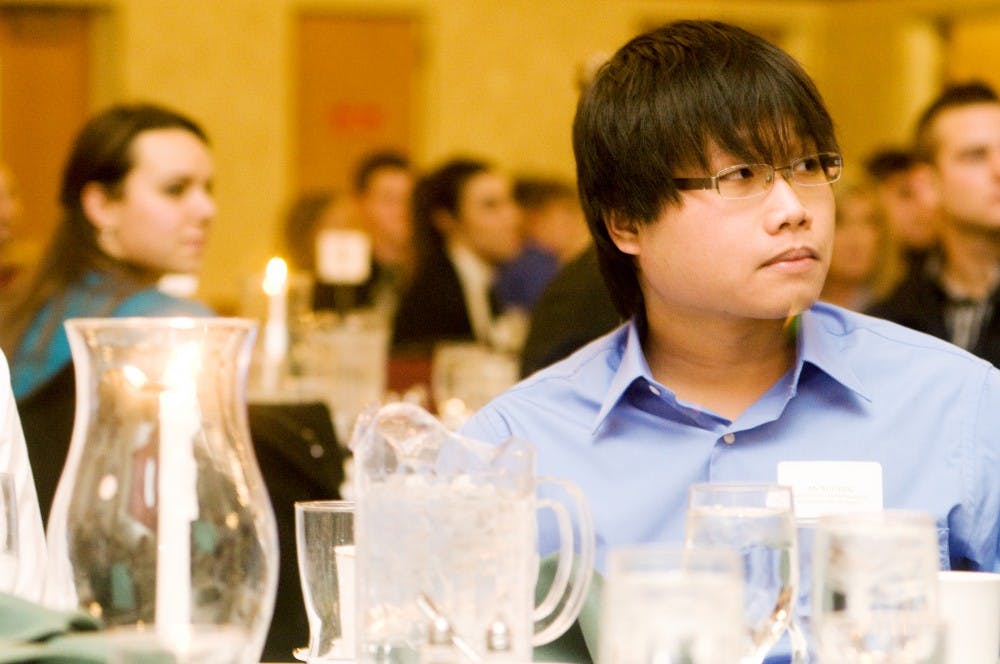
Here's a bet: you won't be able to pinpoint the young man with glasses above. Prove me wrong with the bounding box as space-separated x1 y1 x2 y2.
463 19 1000 660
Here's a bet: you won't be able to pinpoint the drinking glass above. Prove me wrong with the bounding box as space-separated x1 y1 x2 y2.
684 483 798 664
0 472 17 593
295 500 355 663
599 543 746 664
430 342 518 429
811 510 942 663
290 310 389 443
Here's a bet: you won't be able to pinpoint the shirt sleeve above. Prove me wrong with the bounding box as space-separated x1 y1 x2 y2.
0 351 47 601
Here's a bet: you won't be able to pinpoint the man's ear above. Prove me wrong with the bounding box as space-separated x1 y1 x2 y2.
604 212 641 256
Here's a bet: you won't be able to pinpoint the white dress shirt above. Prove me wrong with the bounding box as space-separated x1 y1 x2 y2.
0 350 47 601
446 240 497 344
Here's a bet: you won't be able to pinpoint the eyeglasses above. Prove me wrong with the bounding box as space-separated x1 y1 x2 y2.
672 152 843 200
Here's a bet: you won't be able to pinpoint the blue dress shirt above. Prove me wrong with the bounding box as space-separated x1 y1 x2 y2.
462 303 1000 660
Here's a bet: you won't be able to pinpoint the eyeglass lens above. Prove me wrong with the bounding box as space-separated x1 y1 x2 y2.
717 153 842 199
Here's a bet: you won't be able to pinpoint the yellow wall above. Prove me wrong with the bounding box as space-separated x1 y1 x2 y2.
7 0 1000 309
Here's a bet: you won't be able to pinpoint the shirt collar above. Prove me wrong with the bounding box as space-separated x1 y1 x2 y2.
796 306 871 402
591 306 872 433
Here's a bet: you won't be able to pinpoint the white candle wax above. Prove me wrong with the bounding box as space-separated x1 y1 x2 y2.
156 343 202 653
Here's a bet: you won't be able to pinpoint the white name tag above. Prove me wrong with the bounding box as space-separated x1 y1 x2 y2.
777 461 883 522
316 228 372 285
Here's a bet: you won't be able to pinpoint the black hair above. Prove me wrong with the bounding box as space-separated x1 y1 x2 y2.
864 148 917 181
411 157 491 265
573 19 838 319
353 149 411 195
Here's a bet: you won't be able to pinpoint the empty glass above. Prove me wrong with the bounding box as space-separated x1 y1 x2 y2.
685 483 798 664
0 472 17 593
295 500 355 663
812 510 942 663
599 544 745 664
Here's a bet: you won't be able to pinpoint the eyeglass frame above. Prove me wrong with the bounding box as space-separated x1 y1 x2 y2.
671 152 843 200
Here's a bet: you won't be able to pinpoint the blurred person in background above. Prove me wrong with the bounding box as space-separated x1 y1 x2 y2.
864 147 938 275
820 182 902 310
869 82 1000 367
0 103 215 522
279 188 368 311
0 163 24 293
392 157 522 353
493 176 590 312
352 149 416 315
281 189 355 275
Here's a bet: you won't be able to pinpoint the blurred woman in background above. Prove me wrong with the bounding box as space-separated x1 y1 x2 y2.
0 102 215 522
392 157 522 352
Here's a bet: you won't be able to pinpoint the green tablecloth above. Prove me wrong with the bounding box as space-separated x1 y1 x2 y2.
533 555 603 664
0 593 130 663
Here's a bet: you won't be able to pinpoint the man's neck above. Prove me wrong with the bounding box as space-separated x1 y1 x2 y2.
642 309 797 421
939 222 1000 300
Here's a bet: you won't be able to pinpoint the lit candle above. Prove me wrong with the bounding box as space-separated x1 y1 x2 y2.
156 342 202 654
261 257 289 392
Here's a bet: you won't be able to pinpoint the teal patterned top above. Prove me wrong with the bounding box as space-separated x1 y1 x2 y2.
12 271 213 400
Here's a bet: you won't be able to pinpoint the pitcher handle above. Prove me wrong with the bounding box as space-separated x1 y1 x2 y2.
532 477 596 647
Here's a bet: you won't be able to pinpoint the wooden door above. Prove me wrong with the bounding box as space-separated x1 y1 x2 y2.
0 6 91 266
294 13 420 195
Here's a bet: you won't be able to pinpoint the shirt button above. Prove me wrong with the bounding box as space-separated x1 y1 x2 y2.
648 384 661 396
722 433 736 445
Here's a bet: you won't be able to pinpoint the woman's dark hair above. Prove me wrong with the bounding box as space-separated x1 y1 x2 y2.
410 157 491 267
1 102 209 355
573 19 838 320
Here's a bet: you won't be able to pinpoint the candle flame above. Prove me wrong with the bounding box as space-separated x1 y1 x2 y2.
262 257 288 296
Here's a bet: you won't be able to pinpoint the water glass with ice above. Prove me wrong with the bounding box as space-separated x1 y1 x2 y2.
811 510 942 663
352 403 595 663
599 543 746 664
684 483 798 664
291 310 389 443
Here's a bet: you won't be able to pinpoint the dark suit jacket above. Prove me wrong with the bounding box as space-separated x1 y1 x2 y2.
520 246 621 377
392 249 475 353
867 267 1000 369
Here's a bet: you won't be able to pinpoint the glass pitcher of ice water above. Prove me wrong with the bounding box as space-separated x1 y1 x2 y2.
351 403 595 663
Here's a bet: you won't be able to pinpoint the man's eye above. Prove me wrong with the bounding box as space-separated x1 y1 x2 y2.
794 157 822 174
719 166 756 182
